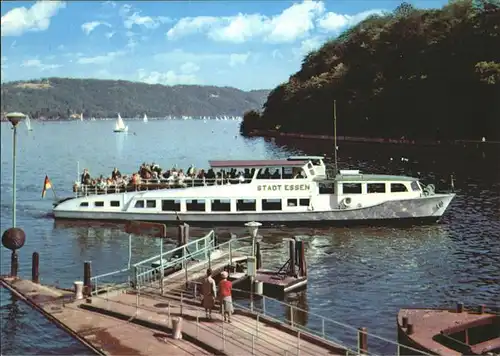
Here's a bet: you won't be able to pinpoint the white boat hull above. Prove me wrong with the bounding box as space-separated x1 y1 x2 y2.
53 194 454 225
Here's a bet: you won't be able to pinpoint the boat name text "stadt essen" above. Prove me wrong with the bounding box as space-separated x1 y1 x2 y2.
257 184 311 192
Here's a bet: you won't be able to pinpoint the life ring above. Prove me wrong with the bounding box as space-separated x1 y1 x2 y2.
341 197 352 209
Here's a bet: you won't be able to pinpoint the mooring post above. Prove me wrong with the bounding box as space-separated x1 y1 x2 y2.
402 316 408 328
32 252 39 283
358 327 368 354
177 224 184 248
83 261 92 296
183 223 190 244
289 239 296 276
256 242 262 270
456 302 464 313
11 251 19 278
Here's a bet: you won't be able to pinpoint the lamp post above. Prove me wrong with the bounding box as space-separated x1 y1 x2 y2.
245 221 262 311
6 112 25 228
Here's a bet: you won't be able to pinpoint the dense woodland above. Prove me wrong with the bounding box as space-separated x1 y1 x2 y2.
241 0 500 141
0 78 269 119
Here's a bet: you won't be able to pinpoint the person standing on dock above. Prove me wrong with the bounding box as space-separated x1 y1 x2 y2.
201 268 216 319
218 271 233 323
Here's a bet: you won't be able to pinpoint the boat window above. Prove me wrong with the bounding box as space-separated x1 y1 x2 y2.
391 183 408 193
80 202 89 207
367 183 386 193
411 181 420 191
162 199 181 211
257 167 279 179
293 168 306 179
299 199 310 206
110 200 120 207
95 201 104 207
211 199 231 212
282 167 293 179
262 199 282 211
135 200 144 208
186 199 206 212
146 200 156 208
307 163 315 176
319 182 335 194
236 199 256 212
343 183 362 194
287 199 297 207
311 159 322 166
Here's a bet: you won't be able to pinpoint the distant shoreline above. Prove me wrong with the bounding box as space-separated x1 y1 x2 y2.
246 129 500 146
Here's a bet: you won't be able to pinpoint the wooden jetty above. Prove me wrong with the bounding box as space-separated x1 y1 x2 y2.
0 222 423 356
397 304 500 355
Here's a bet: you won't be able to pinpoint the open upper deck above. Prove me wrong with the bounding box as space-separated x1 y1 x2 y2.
209 159 308 169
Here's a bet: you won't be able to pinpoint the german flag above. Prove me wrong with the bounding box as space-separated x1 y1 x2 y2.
41 175 52 198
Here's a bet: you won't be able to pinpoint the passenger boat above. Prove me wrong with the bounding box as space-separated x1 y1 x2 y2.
52 156 455 225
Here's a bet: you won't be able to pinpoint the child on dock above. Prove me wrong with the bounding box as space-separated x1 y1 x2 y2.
218 271 233 323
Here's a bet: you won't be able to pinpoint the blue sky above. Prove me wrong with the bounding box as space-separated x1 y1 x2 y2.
1 0 448 90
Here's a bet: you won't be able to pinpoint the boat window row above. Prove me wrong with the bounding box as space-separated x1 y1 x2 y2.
256 167 308 180
319 182 417 194
80 198 311 211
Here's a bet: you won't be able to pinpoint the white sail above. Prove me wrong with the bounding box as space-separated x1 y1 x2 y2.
114 113 128 132
25 115 33 131
80 113 83 121
143 114 148 123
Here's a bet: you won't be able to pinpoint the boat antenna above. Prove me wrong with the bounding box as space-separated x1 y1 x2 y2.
333 100 338 176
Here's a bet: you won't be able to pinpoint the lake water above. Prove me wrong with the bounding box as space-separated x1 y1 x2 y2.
1 119 499 354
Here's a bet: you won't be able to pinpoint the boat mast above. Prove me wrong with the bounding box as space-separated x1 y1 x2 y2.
333 100 338 176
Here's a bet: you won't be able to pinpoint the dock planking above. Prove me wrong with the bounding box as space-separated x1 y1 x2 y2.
1 276 346 355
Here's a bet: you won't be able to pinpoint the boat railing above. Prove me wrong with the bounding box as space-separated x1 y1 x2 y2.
74 177 253 197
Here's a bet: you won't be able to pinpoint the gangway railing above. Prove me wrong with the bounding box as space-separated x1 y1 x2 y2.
161 284 432 356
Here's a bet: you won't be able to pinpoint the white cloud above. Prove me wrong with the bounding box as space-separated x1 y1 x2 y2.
293 36 324 58
102 1 116 8
76 51 125 64
167 1 324 43
180 62 200 74
166 1 384 44
271 49 283 59
105 31 115 39
137 68 200 86
1 1 66 37
21 58 62 71
317 9 384 32
166 16 219 40
229 53 250 67
81 21 111 35
119 4 170 30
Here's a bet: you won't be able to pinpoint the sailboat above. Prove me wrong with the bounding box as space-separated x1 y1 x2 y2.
113 113 128 133
25 115 33 131
143 114 148 123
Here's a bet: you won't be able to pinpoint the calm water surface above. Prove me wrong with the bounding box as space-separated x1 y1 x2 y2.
1 119 499 354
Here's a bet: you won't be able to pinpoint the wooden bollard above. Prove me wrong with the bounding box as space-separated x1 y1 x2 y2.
256 242 262 270
406 323 414 335
83 261 92 296
288 239 296 276
456 302 464 313
358 327 368 354
11 251 19 278
177 224 185 248
479 305 485 314
32 252 40 283
402 316 408 328
183 223 190 244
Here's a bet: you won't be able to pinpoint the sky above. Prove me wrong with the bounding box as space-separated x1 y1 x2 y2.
1 0 448 90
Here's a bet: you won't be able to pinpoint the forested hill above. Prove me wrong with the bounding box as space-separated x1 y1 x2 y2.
0 78 269 119
241 0 500 141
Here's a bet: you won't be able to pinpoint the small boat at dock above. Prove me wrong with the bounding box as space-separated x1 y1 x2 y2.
53 156 455 225
397 304 500 355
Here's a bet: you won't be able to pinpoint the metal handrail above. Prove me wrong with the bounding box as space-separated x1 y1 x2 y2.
90 291 312 356
74 177 253 197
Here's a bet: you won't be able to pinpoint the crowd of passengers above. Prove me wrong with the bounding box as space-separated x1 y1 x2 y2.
77 162 304 191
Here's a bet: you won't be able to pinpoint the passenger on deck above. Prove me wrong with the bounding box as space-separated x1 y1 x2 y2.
112 167 122 180
218 271 233 323
201 268 216 320
272 169 281 179
294 170 304 179
81 169 91 185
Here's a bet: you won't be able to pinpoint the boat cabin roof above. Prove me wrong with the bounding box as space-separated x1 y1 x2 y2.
209 159 308 168
288 156 324 161
336 173 416 182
